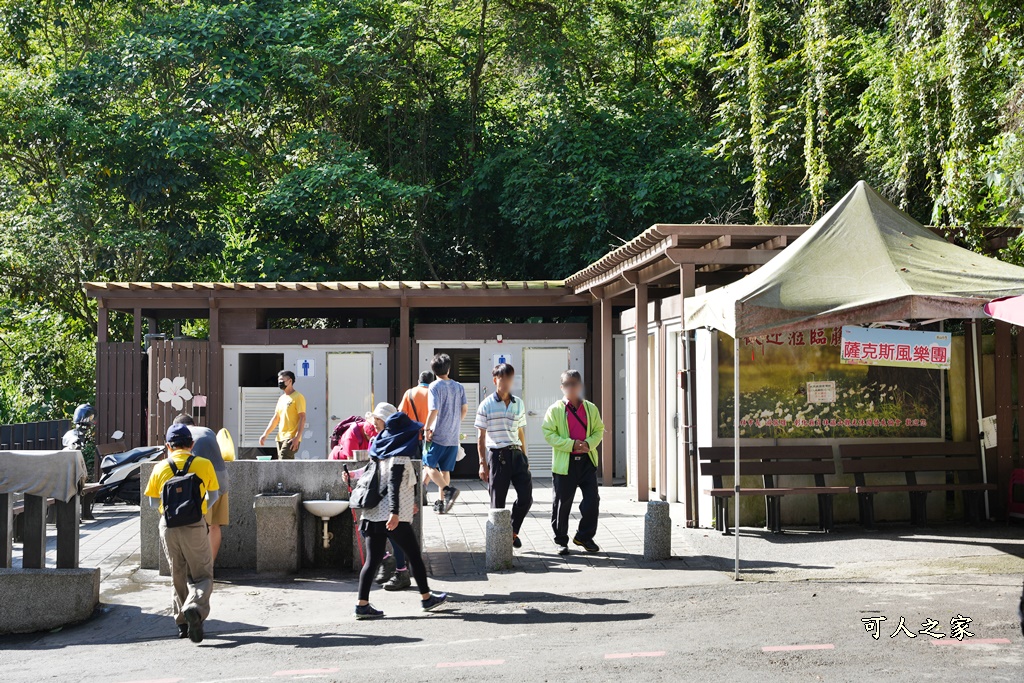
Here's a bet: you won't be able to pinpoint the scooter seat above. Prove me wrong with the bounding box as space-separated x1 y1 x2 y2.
100 446 163 471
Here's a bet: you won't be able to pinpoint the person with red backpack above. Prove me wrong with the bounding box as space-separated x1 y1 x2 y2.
329 415 378 460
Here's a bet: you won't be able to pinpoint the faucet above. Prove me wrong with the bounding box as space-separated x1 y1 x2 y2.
276 482 284 494
325 492 331 501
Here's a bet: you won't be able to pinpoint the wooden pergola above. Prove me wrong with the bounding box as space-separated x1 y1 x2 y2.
564 224 810 516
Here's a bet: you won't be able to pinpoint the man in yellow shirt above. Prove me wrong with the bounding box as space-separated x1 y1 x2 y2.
144 423 220 643
259 370 307 460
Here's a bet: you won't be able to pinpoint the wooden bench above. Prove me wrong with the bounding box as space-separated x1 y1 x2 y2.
700 446 849 534
839 442 995 528
11 497 56 542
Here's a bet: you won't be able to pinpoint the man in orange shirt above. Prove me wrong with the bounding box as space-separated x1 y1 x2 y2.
399 371 434 433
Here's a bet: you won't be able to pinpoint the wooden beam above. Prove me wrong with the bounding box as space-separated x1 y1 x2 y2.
399 298 411 396
133 307 143 346
753 235 788 250
600 294 615 485
635 282 650 502
995 320 1013 518
97 304 109 344
680 264 697 526
701 235 732 250
666 248 778 266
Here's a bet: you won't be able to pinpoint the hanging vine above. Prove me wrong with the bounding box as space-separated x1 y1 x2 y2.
802 0 844 219
747 0 771 223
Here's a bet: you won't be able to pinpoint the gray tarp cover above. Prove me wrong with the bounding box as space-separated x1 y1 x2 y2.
685 181 1024 337
0 450 87 502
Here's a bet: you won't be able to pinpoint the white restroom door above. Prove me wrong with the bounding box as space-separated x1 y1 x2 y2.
327 352 374 440
523 347 571 473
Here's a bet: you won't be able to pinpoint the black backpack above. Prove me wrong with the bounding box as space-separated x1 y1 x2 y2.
349 459 383 511
163 455 205 528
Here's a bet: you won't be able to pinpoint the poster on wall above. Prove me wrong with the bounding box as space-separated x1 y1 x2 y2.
717 328 943 439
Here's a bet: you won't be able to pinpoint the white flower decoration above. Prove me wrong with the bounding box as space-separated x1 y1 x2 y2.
158 376 193 411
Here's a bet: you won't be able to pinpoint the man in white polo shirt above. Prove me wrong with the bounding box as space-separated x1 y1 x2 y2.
474 362 533 549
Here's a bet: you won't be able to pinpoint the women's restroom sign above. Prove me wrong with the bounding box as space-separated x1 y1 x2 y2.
296 358 315 378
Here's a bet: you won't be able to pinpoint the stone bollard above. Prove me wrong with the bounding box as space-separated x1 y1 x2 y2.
485 508 514 571
643 500 672 561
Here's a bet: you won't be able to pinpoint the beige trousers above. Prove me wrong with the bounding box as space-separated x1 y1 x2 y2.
159 518 214 625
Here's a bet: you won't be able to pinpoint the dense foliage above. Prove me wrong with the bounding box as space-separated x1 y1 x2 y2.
1 0 1023 420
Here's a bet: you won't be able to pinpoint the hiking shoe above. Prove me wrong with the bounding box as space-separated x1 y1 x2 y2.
182 606 204 643
383 569 411 591
512 535 523 549
375 555 395 584
433 499 445 514
557 545 570 556
421 592 449 612
354 604 385 620
573 537 600 553
443 486 460 513
177 624 189 639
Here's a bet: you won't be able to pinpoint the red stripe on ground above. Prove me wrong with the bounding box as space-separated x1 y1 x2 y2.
116 679 182 683
930 638 1011 646
604 651 666 659
762 644 835 652
273 668 341 676
436 660 505 668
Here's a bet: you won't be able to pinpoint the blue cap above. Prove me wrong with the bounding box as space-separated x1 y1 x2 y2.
165 423 193 445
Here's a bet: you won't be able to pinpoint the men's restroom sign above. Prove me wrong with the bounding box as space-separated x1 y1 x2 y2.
492 352 515 370
296 358 315 378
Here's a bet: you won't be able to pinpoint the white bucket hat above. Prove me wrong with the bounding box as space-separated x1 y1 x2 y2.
368 402 398 422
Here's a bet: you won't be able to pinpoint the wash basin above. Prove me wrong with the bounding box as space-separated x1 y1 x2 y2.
303 500 349 519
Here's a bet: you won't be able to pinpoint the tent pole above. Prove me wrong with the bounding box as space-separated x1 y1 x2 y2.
733 336 741 580
971 321 990 519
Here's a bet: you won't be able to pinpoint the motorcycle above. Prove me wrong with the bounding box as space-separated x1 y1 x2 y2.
93 444 164 506
63 403 163 509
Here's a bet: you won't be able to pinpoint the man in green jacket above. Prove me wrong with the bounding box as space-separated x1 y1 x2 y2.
542 369 605 555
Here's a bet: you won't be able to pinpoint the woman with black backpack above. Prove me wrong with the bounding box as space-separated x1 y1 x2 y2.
345 402 448 619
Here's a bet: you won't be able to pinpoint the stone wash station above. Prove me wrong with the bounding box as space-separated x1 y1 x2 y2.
139 459 422 576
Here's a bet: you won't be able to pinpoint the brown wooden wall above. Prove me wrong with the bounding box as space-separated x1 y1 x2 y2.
148 340 211 445
96 342 145 457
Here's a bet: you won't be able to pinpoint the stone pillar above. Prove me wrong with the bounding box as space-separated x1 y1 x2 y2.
22 495 47 569
55 496 80 569
254 493 301 574
643 500 671 561
0 493 11 568
485 508 513 572
139 462 160 570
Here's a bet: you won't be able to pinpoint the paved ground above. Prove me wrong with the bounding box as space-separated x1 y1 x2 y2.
4 481 1023 681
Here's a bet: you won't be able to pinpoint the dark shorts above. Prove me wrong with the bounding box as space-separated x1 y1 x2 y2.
423 443 459 472
276 440 297 460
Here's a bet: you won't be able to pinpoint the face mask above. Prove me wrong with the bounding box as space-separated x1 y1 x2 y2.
278 381 287 390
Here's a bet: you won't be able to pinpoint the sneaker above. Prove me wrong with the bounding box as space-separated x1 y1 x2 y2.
182 606 203 643
557 545 570 556
421 592 449 612
512 535 522 549
443 486 460 513
383 569 411 591
433 499 445 515
573 537 600 553
354 604 385 620
177 624 189 639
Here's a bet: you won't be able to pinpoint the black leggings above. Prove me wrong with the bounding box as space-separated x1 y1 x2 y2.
358 521 429 601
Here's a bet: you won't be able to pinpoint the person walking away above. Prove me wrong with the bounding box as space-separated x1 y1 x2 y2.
423 355 467 513
259 370 306 460
383 370 434 590
542 369 605 555
143 424 221 643
475 363 533 549
173 414 229 563
345 403 447 618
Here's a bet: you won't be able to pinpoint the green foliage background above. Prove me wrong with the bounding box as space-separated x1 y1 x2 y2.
1 0 1023 421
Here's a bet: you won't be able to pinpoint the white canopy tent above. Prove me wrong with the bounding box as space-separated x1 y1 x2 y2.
684 181 1024 579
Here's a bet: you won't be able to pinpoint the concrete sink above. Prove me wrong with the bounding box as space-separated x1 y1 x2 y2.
302 500 350 520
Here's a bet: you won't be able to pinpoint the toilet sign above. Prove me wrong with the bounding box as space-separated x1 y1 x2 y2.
296 358 315 378
492 351 515 370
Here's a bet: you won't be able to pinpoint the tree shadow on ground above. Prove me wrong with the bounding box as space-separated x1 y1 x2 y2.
443 590 629 606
